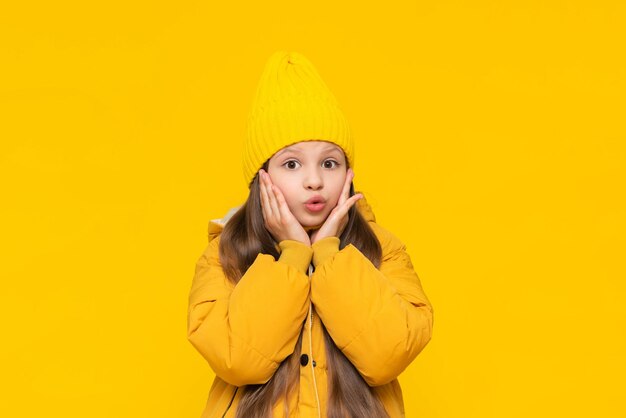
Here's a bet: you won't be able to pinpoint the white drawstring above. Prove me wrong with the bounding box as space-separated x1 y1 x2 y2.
308 264 322 418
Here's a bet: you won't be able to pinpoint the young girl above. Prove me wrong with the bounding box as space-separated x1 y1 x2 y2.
187 51 433 418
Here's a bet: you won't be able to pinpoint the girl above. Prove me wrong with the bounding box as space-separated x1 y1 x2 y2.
187 51 433 418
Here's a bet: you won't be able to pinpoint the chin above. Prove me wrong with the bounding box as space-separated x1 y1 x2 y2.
298 213 327 229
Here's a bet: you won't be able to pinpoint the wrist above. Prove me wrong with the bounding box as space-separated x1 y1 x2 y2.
278 240 314 273
311 236 341 267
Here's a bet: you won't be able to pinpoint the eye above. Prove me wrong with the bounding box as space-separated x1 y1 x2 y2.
283 160 301 170
323 159 340 169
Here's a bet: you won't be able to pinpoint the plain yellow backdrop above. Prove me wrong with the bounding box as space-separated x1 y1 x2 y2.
1 1 624 417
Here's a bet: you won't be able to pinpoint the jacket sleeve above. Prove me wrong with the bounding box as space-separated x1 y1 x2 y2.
310 223 434 386
187 237 312 387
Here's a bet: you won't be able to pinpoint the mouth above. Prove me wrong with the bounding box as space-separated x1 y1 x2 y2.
304 196 326 213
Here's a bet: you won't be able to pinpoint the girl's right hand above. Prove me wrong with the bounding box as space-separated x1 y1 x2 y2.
259 169 311 246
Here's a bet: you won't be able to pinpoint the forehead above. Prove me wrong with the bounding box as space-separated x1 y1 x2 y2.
274 141 343 157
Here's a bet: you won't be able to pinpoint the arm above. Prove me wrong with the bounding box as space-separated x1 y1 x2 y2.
310 223 433 386
187 237 312 386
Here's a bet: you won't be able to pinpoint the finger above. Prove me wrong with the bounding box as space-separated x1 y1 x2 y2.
273 185 293 220
267 184 282 222
259 171 273 219
335 193 362 231
338 193 363 216
338 169 354 206
262 171 282 222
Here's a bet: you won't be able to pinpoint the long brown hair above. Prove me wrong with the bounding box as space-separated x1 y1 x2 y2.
219 160 388 418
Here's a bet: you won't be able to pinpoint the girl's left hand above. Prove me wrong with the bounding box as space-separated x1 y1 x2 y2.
310 168 363 245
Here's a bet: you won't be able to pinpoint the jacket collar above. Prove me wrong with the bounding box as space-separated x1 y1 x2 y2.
207 193 376 243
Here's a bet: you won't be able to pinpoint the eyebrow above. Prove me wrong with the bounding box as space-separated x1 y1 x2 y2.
275 145 342 158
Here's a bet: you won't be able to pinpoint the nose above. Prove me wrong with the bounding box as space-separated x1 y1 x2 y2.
304 167 323 190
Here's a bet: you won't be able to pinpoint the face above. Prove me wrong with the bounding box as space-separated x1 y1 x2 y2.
267 141 348 228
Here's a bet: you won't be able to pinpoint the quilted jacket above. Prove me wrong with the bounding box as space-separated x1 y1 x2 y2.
187 196 433 417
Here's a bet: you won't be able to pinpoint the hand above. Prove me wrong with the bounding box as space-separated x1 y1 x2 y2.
309 168 362 245
259 169 311 246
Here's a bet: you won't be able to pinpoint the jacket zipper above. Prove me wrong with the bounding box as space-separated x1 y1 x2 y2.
221 264 316 418
221 387 238 418
308 264 322 418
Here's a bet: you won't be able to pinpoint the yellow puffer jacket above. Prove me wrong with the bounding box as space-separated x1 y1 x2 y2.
187 197 434 417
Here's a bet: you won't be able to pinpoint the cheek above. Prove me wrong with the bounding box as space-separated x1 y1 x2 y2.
329 179 346 204
271 181 296 204
267 175 286 193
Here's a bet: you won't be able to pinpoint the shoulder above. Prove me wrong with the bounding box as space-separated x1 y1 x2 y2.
197 234 222 267
366 221 407 259
353 193 406 258
207 205 243 242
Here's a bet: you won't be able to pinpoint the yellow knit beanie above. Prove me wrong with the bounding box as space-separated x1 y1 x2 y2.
243 51 354 188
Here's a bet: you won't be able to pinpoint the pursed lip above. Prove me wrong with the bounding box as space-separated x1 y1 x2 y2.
305 195 326 204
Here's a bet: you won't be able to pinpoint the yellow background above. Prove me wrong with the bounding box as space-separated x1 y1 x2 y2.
1 1 624 417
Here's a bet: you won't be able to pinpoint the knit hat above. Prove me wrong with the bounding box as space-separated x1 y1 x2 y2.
242 51 354 188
